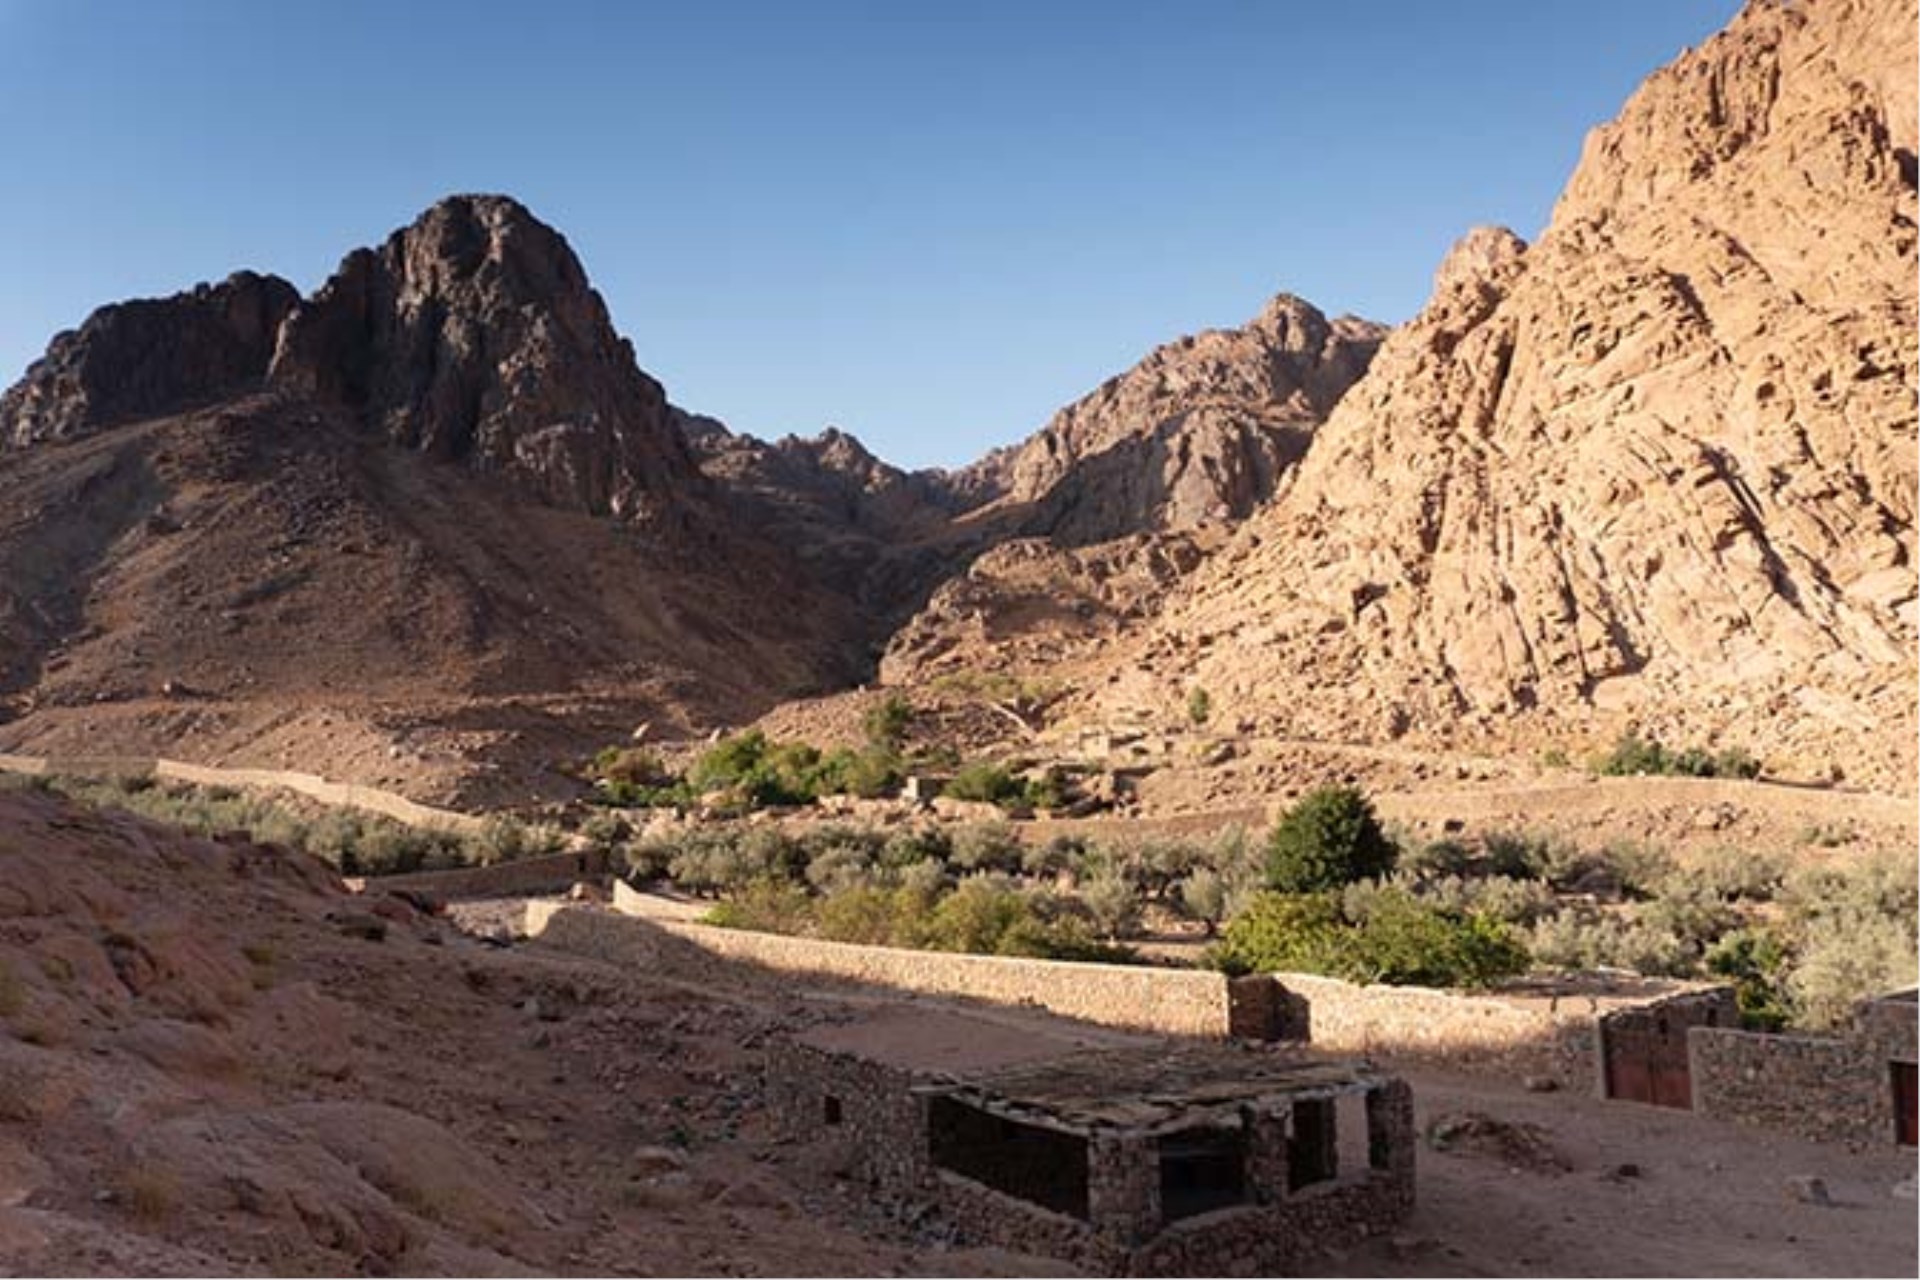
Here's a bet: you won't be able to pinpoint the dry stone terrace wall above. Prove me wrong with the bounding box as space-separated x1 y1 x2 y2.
1692 997 1919 1148
536 893 1620 1087
539 892 1232 1037
0 752 483 833
343 847 610 902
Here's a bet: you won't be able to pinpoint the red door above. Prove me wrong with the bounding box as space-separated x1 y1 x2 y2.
1606 1019 1692 1110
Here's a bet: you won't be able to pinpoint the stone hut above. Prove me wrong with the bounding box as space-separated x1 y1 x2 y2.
765 1007 1414 1275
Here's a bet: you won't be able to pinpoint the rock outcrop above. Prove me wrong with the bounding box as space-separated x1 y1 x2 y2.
963 295 1385 544
0 272 297 448
1108 0 1918 786
269 195 700 522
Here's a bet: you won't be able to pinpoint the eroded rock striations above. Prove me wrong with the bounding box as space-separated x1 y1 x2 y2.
964 295 1385 544
1107 0 1918 785
0 272 298 448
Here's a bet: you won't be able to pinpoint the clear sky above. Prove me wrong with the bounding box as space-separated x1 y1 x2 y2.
0 1 1740 470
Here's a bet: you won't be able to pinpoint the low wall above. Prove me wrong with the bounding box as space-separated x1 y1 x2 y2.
1266 972 1600 1090
0 752 481 834
532 894 1643 1082
531 898 1233 1038
345 848 609 902
1691 996 1918 1148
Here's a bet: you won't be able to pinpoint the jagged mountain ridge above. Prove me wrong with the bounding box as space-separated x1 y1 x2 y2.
956 295 1386 546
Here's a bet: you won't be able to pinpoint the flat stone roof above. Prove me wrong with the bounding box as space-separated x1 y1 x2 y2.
794 1005 1390 1136
939 1044 1385 1133
796 1004 1146 1076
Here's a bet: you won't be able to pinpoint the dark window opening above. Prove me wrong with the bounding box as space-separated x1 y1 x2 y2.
1364 1088 1393 1170
1288 1098 1337 1191
1893 1061 1917 1148
823 1095 843 1126
1158 1126 1248 1222
928 1096 1090 1219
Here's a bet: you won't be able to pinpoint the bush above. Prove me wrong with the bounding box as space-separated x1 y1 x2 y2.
1591 732 1761 780
1177 868 1230 936
1340 889 1529 988
922 876 1033 954
1265 787 1397 893
1705 930 1791 1031
702 880 813 933
950 821 1024 875
1525 910 1694 977
1402 838 1475 879
1779 851 1919 1029
1217 889 1526 989
1186 687 1211 726
881 826 951 868
863 694 915 750
1078 867 1142 941
945 762 1028 809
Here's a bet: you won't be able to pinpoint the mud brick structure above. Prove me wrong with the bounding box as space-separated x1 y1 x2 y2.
765 1007 1414 1276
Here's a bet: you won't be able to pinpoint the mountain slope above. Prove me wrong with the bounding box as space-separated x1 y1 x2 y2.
960 295 1385 545
0 199 865 802
1094 0 1917 787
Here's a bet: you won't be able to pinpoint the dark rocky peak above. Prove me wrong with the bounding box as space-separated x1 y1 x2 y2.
1 271 298 448
270 194 701 521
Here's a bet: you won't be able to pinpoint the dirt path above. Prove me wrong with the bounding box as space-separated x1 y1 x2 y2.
1320 1064 1918 1277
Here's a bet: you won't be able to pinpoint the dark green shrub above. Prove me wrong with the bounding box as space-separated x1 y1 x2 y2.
922 877 1032 954
1265 786 1398 892
863 694 915 750
1186 687 1211 726
1593 732 1762 780
945 761 1027 808
1705 930 1790 1031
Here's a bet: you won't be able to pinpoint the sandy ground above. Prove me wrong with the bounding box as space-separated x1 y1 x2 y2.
1324 1066 1918 1278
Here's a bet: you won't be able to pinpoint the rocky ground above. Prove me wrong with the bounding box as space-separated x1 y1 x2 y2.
2 785 1913 1277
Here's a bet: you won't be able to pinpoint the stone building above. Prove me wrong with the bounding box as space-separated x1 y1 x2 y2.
766 1007 1414 1276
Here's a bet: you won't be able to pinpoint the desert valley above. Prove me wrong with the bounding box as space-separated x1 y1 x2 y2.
0 0 1915 1275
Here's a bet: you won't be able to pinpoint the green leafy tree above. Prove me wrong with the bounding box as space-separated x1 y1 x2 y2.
1265 786 1398 892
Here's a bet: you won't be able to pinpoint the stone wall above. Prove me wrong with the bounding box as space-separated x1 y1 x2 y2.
1263 973 1602 1090
552 891 1235 1038
1691 996 1919 1148
0 752 482 834
344 847 609 902
533 895 1677 1085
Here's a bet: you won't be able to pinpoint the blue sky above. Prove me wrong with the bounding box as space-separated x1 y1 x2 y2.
0 1 1739 469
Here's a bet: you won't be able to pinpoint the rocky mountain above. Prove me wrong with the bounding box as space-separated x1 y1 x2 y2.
961 296 1385 545
1071 0 1918 788
268 195 703 525
0 198 864 802
1 272 298 449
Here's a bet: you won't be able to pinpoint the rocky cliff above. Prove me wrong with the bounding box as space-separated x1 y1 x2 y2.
1102 0 1918 786
963 295 1385 545
269 195 701 524
0 272 298 449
